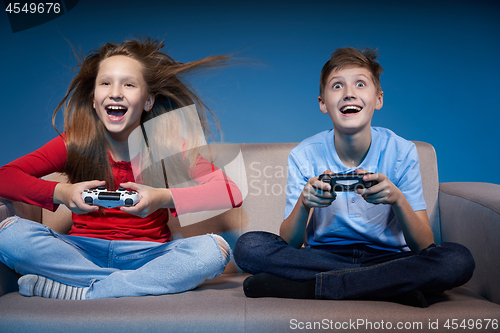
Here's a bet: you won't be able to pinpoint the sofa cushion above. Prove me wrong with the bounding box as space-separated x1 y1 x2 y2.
1 273 499 333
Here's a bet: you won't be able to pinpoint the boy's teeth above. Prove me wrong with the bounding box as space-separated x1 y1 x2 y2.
340 106 362 114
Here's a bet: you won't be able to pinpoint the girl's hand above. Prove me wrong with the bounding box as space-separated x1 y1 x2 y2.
119 182 173 218
355 169 402 205
54 180 106 215
300 170 337 210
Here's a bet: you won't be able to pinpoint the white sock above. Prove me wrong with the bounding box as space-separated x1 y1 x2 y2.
18 275 88 300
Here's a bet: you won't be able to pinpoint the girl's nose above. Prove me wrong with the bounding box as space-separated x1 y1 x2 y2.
109 87 123 99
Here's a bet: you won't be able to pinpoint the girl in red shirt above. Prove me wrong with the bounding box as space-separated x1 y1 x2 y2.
0 37 241 300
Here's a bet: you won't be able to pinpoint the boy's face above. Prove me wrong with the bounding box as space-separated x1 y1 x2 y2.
318 66 383 136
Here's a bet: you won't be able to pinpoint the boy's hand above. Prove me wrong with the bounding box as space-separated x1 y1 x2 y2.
301 170 337 210
355 170 434 252
355 169 402 205
54 180 105 215
119 182 172 218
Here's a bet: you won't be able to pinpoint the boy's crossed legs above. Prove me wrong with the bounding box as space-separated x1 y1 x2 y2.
234 231 475 306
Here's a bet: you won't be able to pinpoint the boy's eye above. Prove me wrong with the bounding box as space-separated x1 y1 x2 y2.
356 81 366 87
332 83 343 89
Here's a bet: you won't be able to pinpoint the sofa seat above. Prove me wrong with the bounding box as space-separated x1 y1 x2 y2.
1 273 499 333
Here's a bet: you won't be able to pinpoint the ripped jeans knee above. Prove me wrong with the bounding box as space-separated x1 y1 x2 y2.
0 216 19 230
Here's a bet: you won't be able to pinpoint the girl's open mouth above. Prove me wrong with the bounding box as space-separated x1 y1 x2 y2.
106 105 128 121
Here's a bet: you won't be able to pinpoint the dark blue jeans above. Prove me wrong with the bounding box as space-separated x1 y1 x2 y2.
233 231 475 300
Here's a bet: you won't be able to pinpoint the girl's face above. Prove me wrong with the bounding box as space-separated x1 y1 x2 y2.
93 55 154 142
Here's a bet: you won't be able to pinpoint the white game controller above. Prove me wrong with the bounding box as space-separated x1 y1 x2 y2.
82 186 141 208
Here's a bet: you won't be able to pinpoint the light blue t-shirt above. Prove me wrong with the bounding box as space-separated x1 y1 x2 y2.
284 127 427 252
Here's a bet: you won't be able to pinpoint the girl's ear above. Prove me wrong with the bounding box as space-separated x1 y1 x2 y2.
145 95 155 111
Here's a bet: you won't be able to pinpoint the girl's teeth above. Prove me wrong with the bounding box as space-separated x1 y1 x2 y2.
106 106 127 116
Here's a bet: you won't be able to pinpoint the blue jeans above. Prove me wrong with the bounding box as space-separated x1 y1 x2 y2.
0 217 228 299
233 231 475 300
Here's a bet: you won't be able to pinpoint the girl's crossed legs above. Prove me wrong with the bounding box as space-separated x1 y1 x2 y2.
0 217 229 299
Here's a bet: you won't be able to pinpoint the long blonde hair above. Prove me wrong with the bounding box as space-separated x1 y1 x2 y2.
53 37 228 189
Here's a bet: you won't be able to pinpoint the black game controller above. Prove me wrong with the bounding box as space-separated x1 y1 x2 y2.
318 173 378 192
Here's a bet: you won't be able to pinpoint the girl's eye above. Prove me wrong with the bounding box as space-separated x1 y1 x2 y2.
356 81 366 87
333 83 342 89
101 82 110 86
125 83 135 87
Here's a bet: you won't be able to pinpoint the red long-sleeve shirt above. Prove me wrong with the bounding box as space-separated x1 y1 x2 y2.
0 135 242 243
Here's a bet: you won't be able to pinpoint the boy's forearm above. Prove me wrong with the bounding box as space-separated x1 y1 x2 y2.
279 194 310 248
392 193 434 253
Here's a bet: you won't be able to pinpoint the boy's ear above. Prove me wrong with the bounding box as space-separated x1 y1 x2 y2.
318 96 328 114
375 91 384 110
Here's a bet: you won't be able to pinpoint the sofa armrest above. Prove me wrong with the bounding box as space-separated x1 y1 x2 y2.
0 197 42 223
439 182 500 304
0 199 38 296
0 262 19 297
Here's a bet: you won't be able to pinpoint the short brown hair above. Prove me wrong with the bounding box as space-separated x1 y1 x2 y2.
319 47 383 97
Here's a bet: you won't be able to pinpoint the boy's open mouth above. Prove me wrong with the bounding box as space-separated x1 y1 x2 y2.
106 105 128 119
340 105 362 114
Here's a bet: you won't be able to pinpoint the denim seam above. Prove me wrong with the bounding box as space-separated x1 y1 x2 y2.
108 241 114 268
319 255 410 277
113 247 172 261
315 275 322 299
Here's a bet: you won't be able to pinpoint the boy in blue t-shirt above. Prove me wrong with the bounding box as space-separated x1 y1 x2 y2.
234 48 475 307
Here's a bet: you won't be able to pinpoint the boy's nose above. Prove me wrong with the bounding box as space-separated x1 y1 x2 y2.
343 93 356 101
343 86 356 100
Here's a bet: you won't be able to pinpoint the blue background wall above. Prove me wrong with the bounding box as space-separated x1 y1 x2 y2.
1 0 499 184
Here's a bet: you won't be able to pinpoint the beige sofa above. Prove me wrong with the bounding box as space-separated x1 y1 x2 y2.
1 142 500 332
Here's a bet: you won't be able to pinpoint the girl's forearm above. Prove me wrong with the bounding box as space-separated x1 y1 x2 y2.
53 183 71 205
159 188 175 209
